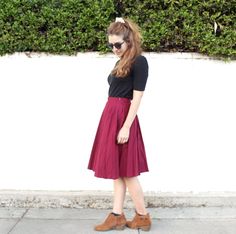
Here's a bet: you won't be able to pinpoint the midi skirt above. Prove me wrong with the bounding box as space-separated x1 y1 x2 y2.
88 97 149 179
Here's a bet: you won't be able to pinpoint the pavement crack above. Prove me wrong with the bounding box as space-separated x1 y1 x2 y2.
7 208 29 234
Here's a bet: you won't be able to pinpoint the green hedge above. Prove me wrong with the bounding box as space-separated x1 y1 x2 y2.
0 0 115 54
0 0 235 59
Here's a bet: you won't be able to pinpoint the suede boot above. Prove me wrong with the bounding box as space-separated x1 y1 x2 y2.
94 213 126 231
126 212 151 231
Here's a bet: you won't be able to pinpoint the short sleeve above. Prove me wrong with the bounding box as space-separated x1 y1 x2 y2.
133 55 149 91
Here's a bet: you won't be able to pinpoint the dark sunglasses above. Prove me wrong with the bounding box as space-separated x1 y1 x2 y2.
107 41 124 49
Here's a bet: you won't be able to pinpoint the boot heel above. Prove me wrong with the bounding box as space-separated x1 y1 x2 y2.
140 225 151 231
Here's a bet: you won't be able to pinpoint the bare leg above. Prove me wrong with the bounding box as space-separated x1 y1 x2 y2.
112 178 126 214
124 177 147 215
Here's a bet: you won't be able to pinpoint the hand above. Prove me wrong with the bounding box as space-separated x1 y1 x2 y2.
117 126 130 144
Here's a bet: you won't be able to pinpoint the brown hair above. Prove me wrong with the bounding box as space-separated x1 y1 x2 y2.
107 18 142 77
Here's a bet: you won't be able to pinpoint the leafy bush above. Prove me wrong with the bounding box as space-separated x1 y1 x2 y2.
0 0 115 54
118 0 236 59
0 0 235 59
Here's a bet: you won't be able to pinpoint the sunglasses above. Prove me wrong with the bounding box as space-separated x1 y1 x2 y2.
107 41 124 50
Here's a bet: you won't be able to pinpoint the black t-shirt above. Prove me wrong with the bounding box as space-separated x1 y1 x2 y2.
107 55 148 100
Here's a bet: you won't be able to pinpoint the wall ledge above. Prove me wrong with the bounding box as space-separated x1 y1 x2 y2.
1 190 236 209
0 52 231 61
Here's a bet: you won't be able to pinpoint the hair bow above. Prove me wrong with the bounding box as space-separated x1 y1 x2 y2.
115 17 125 23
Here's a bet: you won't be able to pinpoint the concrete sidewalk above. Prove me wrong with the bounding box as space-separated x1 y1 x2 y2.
1 207 236 234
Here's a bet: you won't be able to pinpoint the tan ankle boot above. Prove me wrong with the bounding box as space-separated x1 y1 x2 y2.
94 213 126 231
126 212 151 231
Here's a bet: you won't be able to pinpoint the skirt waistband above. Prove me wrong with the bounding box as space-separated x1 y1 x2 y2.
108 97 131 104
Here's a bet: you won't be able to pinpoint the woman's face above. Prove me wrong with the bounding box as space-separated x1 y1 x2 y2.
108 34 128 58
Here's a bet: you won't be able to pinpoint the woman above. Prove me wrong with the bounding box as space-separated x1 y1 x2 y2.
88 17 151 231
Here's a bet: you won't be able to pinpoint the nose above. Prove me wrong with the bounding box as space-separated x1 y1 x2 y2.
113 47 119 52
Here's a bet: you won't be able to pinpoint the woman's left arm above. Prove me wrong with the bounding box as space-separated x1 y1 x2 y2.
117 90 143 144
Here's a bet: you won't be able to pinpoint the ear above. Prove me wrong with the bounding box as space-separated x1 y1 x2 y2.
125 39 132 48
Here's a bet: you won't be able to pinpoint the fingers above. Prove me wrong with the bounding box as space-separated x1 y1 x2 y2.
117 137 129 144
117 127 130 144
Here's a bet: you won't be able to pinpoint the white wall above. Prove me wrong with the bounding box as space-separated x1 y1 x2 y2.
0 52 235 192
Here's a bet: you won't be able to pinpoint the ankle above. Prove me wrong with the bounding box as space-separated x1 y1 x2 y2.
136 210 148 216
111 212 122 216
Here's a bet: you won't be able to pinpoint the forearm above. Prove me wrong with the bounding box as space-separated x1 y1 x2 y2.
123 90 144 129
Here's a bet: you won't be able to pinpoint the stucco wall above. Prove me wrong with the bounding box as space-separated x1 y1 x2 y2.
0 52 235 192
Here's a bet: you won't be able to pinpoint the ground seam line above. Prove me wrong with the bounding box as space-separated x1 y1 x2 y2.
7 208 29 234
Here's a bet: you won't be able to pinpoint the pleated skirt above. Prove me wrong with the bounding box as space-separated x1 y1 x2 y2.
88 97 149 179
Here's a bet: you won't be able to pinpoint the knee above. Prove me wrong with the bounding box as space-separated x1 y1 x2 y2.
123 176 138 184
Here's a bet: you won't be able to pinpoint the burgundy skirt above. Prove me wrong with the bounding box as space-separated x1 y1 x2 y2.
88 97 149 179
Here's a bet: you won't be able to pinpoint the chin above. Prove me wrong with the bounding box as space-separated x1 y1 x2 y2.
116 53 122 58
